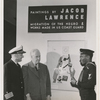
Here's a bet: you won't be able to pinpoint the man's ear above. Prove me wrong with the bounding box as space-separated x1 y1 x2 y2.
86 55 90 60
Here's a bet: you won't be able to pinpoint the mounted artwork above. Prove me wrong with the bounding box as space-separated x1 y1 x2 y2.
47 40 85 91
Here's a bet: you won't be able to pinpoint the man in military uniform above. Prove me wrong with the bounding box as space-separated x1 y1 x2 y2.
4 45 26 100
69 48 96 100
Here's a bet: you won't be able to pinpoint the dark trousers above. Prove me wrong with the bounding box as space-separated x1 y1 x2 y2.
80 90 96 100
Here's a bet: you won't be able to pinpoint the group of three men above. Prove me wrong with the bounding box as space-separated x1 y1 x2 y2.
4 45 96 100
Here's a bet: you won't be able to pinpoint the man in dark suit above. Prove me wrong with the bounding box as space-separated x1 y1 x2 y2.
22 49 51 100
69 48 96 100
4 45 26 100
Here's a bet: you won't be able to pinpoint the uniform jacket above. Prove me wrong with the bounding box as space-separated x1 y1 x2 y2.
22 61 51 100
71 62 96 100
4 60 24 100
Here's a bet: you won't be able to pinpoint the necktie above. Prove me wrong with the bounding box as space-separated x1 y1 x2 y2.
35 64 39 71
35 64 40 77
35 66 38 71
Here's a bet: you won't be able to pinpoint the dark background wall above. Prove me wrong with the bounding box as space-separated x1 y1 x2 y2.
4 0 16 63
4 20 16 63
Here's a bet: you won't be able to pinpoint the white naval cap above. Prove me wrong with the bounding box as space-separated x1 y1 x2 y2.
8 45 26 54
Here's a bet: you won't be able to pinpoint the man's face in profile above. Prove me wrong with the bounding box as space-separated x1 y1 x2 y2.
14 53 24 62
31 51 41 65
80 53 87 66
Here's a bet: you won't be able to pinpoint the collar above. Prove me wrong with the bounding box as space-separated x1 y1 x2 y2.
11 58 17 64
83 62 95 70
31 61 39 69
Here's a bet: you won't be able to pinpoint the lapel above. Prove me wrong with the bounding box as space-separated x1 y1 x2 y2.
38 63 43 79
9 60 23 76
10 60 20 69
28 61 39 78
78 67 85 82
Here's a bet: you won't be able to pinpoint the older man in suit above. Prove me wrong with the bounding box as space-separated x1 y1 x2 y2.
22 49 51 100
4 45 26 100
69 48 96 100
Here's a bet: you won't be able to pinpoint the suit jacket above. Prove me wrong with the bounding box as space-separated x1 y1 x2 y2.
22 61 51 100
4 60 24 100
71 62 96 100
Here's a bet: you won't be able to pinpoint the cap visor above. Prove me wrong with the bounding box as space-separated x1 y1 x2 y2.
22 51 26 53
18 51 26 54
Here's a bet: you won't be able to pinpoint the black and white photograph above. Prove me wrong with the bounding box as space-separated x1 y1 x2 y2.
0 0 100 100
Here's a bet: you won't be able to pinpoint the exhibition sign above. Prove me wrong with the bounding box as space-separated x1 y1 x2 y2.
28 5 87 33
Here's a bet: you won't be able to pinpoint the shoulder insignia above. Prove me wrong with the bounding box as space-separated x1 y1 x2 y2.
86 62 96 69
87 67 89 69
87 62 96 66
88 74 92 80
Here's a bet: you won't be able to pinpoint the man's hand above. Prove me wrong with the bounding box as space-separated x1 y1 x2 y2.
26 93 32 100
70 68 75 78
46 95 51 100
68 64 75 79
71 78 77 85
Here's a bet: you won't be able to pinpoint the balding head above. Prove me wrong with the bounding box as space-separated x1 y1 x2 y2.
30 49 41 65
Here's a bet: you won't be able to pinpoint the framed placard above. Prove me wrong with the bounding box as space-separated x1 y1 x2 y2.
28 5 87 33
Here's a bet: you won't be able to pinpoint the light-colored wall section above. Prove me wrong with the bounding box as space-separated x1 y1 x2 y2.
51 90 80 100
17 0 96 65
17 0 96 100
